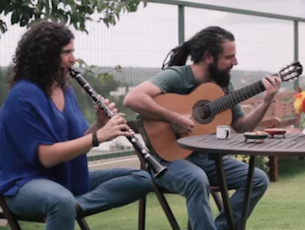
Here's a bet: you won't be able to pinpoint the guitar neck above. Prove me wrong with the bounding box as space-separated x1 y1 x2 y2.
209 80 265 115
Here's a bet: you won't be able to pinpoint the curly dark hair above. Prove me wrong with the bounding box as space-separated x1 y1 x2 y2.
8 20 75 96
162 26 235 69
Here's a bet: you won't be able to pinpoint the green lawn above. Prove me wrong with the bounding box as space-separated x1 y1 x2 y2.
1 157 305 230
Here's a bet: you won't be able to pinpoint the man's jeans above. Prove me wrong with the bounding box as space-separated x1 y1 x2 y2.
153 153 269 230
5 168 152 230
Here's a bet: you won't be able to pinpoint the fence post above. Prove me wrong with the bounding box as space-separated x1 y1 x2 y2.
178 5 185 44
293 20 299 90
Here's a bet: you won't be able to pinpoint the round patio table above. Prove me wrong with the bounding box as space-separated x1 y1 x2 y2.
177 132 305 230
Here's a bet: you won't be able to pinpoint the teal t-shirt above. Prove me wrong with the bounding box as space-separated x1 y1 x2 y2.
147 65 245 123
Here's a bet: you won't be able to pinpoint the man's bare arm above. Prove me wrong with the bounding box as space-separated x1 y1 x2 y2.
123 82 182 123
232 75 281 133
232 101 271 133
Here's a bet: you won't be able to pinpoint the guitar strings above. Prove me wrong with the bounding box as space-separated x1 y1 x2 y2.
188 67 298 118
189 81 265 117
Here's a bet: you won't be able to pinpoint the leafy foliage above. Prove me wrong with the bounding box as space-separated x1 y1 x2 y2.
0 65 135 123
70 61 135 122
0 1 144 123
76 58 122 84
0 0 147 35
229 154 270 173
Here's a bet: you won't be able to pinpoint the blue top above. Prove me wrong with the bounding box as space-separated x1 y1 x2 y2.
0 80 90 196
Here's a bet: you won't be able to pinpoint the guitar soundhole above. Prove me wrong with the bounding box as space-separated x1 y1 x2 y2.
192 100 214 124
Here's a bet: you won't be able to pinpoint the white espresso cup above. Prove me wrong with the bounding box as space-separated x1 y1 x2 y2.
216 125 231 139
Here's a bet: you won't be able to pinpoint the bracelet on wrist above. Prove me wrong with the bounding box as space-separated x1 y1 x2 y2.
92 131 99 147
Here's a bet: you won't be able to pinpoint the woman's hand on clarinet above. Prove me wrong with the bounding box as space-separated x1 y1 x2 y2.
96 113 134 142
95 98 117 127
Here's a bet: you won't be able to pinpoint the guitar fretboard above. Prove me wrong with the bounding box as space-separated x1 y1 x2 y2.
208 80 265 115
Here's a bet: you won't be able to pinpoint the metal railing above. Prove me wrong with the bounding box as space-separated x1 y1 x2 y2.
148 0 305 89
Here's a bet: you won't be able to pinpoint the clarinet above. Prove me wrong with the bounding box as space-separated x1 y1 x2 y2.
69 68 167 178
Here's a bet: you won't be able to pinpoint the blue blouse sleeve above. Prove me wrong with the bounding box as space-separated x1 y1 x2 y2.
3 83 56 167
67 87 89 136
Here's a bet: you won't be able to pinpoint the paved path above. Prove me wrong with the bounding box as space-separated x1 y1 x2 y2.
88 156 141 171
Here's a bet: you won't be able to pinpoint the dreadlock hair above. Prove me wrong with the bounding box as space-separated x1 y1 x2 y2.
162 26 235 69
8 20 74 96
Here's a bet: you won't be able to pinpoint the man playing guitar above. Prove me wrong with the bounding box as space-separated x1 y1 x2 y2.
123 26 281 230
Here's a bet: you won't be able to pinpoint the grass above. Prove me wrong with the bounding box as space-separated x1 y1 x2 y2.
1 157 305 230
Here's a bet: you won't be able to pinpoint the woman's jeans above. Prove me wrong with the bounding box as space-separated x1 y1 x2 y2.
4 168 152 230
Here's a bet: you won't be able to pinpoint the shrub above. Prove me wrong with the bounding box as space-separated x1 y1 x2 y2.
229 154 270 173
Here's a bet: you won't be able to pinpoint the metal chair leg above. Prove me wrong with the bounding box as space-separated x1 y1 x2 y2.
138 196 146 230
152 183 181 230
0 196 22 230
77 217 90 230
211 192 223 212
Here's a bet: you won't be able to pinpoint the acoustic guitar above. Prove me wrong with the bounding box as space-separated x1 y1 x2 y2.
139 61 303 161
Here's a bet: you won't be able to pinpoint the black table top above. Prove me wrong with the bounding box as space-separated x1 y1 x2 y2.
177 133 305 157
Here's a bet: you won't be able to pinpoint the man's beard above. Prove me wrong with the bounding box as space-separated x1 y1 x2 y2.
208 62 232 88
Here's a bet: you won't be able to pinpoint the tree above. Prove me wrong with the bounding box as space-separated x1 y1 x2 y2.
0 0 147 87
0 1 142 113
0 0 147 36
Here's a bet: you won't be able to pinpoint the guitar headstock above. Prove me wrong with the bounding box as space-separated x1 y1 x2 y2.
277 61 303 82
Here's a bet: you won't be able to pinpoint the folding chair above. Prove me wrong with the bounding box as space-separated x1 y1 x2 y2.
0 194 97 230
138 164 224 230
126 121 224 230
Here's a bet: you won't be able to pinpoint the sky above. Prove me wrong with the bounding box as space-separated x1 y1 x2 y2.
1 0 305 72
